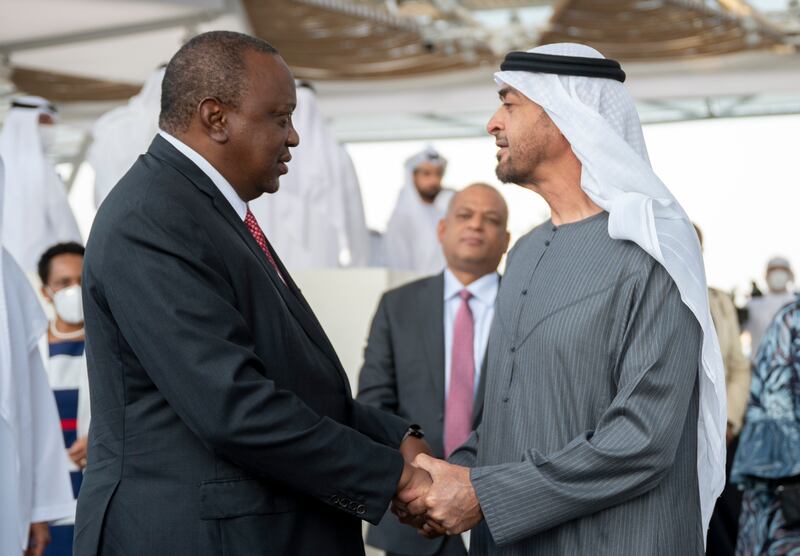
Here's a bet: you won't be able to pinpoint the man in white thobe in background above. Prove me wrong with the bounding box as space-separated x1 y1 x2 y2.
383 147 454 275
88 67 165 208
0 156 75 556
250 83 370 269
0 97 81 273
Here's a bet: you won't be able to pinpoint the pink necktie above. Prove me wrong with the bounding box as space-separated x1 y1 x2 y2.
244 208 285 284
444 289 475 457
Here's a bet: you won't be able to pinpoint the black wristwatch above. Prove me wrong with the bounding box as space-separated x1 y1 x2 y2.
402 424 425 442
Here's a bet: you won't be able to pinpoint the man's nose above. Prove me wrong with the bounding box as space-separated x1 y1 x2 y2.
486 109 502 135
288 126 300 147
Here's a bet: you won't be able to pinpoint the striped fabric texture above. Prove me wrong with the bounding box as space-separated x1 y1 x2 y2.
452 212 704 555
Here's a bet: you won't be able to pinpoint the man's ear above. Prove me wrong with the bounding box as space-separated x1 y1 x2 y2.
197 97 228 143
41 285 53 303
437 218 446 245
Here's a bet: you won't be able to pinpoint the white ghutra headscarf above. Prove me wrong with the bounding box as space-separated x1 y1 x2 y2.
383 147 453 274
495 43 726 537
0 96 81 272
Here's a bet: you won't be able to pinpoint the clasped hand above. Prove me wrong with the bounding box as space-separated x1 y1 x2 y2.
394 446 483 538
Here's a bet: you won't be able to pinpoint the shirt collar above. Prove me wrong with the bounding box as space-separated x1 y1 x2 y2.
443 268 499 306
159 130 248 221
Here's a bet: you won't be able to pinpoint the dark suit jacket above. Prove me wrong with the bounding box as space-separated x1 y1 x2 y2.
357 273 487 555
74 135 409 556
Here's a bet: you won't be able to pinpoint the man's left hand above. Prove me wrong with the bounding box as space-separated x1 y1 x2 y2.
410 453 483 535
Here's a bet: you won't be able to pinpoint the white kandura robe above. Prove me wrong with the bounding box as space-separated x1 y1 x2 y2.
89 68 165 208
494 42 726 538
250 86 370 269
1 157 73 553
0 107 81 272
382 149 453 275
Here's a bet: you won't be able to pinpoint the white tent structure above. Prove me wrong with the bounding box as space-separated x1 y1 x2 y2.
2 0 799 268
2 0 800 148
313 47 800 141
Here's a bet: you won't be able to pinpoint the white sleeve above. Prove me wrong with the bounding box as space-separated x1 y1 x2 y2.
339 151 370 267
45 169 82 244
382 214 413 271
28 345 75 523
77 357 91 438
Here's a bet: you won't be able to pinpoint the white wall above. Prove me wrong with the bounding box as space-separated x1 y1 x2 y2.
292 268 423 390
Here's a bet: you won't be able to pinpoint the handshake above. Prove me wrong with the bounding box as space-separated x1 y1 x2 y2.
392 437 484 538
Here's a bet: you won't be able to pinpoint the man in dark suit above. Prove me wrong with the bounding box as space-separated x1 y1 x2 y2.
358 183 510 556
74 31 431 556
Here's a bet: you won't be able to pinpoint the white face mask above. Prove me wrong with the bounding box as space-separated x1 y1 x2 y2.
766 269 792 293
39 124 58 156
49 285 84 325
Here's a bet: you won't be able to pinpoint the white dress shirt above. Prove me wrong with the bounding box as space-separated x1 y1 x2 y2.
443 268 499 397
159 131 247 221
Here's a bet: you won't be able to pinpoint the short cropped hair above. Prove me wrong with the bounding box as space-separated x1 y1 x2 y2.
37 241 85 285
159 31 278 134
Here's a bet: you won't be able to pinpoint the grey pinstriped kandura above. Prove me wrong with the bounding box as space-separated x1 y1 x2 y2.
449 211 704 555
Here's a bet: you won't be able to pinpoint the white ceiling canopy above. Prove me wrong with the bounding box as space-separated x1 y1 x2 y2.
0 0 799 148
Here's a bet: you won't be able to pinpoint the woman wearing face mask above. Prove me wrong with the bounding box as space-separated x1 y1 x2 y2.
37 241 90 556
745 257 797 358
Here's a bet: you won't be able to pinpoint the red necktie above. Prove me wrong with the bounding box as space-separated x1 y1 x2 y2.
244 208 285 284
444 289 475 457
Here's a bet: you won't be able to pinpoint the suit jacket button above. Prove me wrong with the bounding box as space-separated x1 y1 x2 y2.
331 495 340 504
348 501 358 511
357 505 366 515
339 498 349 508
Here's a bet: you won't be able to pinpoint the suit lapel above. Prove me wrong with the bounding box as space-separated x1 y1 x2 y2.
211 196 285 291
211 194 348 384
420 274 446 407
147 136 347 383
263 237 352 394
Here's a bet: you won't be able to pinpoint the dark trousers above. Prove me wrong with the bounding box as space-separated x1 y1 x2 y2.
706 436 743 556
45 524 74 556
388 535 468 556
